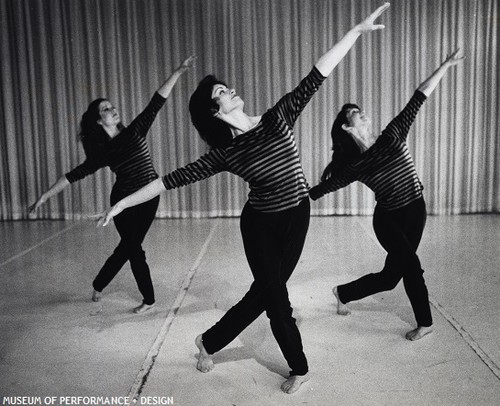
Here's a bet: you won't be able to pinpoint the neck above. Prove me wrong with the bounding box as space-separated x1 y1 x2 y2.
102 124 120 138
221 111 260 137
352 128 377 152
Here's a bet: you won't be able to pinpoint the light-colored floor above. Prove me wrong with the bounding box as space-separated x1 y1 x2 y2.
1 214 499 405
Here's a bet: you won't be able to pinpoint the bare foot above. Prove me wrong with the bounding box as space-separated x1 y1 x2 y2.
281 373 309 394
133 303 154 314
92 289 102 302
405 325 433 341
333 286 351 315
195 334 214 373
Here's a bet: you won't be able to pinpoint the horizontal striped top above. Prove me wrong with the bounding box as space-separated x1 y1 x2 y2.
66 93 165 193
162 67 326 213
309 91 427 210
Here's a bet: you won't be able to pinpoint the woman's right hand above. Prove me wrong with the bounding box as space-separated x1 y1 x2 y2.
355 2 390 34
27 176 70 215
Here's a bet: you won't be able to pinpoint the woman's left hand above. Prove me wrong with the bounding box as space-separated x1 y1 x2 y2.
178 55 197 72
355 2 390 34
90 204 124 227
443 49 465 67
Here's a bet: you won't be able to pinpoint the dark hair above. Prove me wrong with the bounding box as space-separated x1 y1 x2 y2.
78 98 123 162
189 75 233 149
321 103 362 181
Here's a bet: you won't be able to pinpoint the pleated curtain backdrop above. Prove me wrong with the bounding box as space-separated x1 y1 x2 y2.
0 0 498 219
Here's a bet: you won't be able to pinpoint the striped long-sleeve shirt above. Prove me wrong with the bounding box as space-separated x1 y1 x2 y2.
65 92 166 193
309 90 427 210
162 67 326 213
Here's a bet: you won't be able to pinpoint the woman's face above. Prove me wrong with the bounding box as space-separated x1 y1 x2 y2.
97 100 120 128
346 107 371 132
211 84 243 115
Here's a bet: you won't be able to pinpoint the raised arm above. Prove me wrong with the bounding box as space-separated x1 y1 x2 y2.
417 49 464 97
156 55 196 99
315 2 390 77
96 178 164 226
29 175 71 214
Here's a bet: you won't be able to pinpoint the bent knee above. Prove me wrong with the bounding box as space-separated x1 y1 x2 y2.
265 303 294 321
379 274 401 291
126 246 146 260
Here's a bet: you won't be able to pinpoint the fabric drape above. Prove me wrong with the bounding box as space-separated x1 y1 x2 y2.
0 0 498 219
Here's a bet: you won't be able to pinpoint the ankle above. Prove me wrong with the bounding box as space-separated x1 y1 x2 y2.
92 289 102 302
133 303 154 314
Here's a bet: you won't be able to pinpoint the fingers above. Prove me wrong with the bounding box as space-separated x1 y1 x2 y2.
101 214 112 227
96 216 110 227
358 2 390 33
368 2 390 22
183 55 197 67
373 2 391 17
447 49 460 60
446 48 465 65
28 202 40 215
178 56 196 71
84 211 112 227
450 56 465 66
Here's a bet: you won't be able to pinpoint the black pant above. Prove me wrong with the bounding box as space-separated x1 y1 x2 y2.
338 197 432 327
202 198 310 376
92 187 159 305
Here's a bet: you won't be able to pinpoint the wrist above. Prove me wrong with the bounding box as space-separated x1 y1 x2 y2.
350 25 363 36
352 25 362 34
114 201 126 213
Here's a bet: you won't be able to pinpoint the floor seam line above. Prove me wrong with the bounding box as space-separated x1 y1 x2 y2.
355 218 500 381
0 222 79 268
127 219 220 401
429 299 500 381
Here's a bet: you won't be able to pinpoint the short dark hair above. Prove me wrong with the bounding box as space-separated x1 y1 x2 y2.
189 75 233 149
321 104 362 181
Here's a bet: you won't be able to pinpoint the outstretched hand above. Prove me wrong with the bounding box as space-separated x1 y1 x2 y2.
417 47 464 97
178 55 197 71
28 198 45 215
355 2 390 34
443 49 465 67
90 204 124 227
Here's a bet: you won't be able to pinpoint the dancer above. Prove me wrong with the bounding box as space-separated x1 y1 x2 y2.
309 49 464 340
96 3 390 393
29 55 196 313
